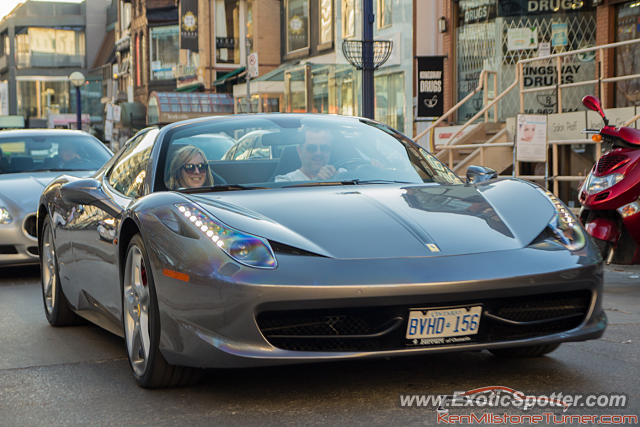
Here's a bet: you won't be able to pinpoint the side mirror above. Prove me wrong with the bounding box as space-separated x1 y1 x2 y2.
60 178 123 216
466 165 497 184
60 178 105 205
582 95 609 125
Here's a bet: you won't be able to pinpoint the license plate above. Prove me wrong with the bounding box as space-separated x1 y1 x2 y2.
406 306 482 342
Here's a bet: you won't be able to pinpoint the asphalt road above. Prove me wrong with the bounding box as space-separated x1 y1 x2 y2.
0 265 639 426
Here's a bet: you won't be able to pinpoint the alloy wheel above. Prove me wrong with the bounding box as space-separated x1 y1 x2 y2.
41 224 56 315
123 245 151 377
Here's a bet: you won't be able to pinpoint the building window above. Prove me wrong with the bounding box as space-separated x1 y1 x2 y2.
375 72 405 132
120 2 132 33
286 0 309 53
215 0 240 65
149 25 179 81
15 28 85 68
377 0 392 29
615 1 640 107
319 0 333 46
1 33 8 57
342 0 355 38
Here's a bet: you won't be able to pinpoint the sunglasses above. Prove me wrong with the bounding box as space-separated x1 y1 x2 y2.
182 162 209 174
304 144 331 154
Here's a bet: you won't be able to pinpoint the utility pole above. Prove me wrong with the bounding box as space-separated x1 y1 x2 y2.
246 38 251 113
361 0 374 119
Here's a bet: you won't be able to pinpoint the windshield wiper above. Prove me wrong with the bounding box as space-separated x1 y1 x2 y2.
30 168 87 172
282 179 415 188
179 184 269 193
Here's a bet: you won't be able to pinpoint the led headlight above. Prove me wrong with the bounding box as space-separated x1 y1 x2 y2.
175 202 277 269
538 189 586 251
581 172 623 196
0 207 12 224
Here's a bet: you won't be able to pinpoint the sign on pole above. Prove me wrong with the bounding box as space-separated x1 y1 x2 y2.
416 56 444 118
180 0 198 51
516 114 547 162
248 52 259 78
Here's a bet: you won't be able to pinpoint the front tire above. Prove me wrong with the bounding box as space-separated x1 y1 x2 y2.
593 237 610 260
122 234 200 388
40 217 82 326
489 343 560 358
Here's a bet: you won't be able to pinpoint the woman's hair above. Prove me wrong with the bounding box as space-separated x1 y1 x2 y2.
167 144 214 189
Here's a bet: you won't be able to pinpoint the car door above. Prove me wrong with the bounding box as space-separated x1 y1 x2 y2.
68 130 157 330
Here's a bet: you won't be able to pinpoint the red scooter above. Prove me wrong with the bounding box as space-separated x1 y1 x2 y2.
579 95 640 264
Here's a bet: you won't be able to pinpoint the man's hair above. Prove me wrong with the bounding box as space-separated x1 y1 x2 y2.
301 125 332 145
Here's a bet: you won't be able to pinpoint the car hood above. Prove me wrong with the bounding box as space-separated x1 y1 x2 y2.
0 171 94 213
188 179 556 259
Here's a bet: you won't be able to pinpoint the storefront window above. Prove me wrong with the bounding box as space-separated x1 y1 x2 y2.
150 25 179 81
235 94 260 113
377 0 392 29
615 1 640 107
16 79 71 118
262 95 281 112
286 0 309 53
319 0 333 46
375 72 404 132
216 0 240 64
15 27 85 68
312 69 329 113
342 0 355 38
286 68 307 112
455 0 596 122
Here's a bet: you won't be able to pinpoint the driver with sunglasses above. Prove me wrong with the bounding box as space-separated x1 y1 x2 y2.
167 145 214 189
275 128 344 182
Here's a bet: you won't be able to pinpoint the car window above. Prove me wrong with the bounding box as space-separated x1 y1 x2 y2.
107 129 158 198
0 134 111 174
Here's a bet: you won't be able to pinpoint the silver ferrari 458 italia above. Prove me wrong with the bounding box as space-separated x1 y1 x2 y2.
0 129 112 266
38 115 606 388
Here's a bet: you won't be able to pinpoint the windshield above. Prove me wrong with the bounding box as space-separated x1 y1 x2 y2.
0 134 111 174
161 115 462 191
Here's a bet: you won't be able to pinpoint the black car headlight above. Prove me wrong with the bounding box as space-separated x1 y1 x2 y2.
538 189 586 251
175 202 277 269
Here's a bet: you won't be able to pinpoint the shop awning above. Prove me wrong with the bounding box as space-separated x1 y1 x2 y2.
213 67 246 86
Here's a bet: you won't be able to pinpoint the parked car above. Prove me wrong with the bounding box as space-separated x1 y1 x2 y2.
38 115 605 388
0 129 112 266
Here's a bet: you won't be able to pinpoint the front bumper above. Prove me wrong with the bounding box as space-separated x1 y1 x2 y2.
0 213 39 267
149 244 606 369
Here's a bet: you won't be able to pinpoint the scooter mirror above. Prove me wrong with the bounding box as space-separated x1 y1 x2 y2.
582 95 605 118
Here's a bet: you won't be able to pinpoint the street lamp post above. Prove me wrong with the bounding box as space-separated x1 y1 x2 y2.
361 0 374 119
69 71 85 131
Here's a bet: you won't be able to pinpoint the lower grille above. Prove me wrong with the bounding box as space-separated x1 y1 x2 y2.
23 214 37 239
27 246 39 256
0 245 18 254
257 290 592 352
